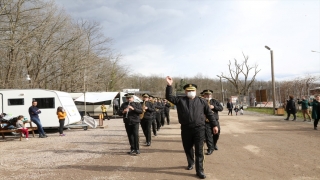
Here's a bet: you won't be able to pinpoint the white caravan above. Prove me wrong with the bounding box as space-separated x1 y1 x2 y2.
0 89 81 128
70 92 142 116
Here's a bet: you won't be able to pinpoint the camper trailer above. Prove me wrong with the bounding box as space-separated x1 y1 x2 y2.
0 89 81 128
70 92 142 116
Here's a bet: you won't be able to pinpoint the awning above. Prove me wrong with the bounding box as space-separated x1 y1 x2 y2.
74 92 118 103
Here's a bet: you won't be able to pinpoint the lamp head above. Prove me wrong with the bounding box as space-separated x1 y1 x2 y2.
265 46 271 50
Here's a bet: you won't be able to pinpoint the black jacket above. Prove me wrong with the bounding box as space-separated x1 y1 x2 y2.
165 85 218 127
227 102 233 109
207 99 223 121
140 101 155 120
118 102 143 124
164 102 171 113
154 102 164 114
286 99 296 113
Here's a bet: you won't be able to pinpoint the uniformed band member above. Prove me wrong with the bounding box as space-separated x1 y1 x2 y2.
163 99 171 125
118 93 143 155
165 76 218 179
149 95 158 136
159 98 166 127
140 93 155 146
202 89 223 155
154 97 163 131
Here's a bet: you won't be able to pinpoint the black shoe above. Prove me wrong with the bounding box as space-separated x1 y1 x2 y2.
167 123 170 125
107 118 110 120
214 145 218 150
136 150 140 154
314 127 317 130
147 142 151 146
206 149 213 155
187 164 194 170
292 119 296 121
154 134 157 136
196 172 206 179
39 135 46 138
284 119 289 120
127 150 135 154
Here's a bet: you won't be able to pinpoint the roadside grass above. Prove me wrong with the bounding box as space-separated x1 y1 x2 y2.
246 107 310 119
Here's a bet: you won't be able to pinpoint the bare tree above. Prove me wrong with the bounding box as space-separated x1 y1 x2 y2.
219 52 261 96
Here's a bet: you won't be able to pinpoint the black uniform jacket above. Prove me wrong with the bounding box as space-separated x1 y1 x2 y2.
154 102 164 114
227 102 233 109
209 99 223 120
164 102 171 113
141 101 155 120
119 102 143 124
165 85 218 127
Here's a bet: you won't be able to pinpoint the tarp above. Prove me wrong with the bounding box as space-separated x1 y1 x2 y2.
74 92 118 103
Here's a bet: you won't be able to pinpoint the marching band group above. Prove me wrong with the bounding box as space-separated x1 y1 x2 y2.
118 76 223 179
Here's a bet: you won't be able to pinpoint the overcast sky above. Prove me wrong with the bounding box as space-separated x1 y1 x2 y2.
55 0 320 81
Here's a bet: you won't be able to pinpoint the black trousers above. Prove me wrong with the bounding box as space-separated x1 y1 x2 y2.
152 119 157 135
59 119 65 134
314 118 319 127
141 119 153 143
156 112 161 130
140 120 146 138
286 112 296 120
205 123 213 150
165 111 170 124
125 123 139 151
181 125 205 173
102 112 109 119
160 112 165 126
213 122 221 148
228 108 232 115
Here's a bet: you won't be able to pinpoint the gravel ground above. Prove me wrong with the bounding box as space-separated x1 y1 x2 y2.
1 109 320 180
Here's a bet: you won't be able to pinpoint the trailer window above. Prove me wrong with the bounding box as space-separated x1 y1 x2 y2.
8 98 24 105
33 98 55 109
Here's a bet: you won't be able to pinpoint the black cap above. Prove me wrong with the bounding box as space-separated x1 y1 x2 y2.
124 93 134 98
202 89 213 94
183 84 197 90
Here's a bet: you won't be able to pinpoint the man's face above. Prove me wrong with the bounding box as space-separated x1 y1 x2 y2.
32 102 37 106
203 94 211 99
316 96 320 101
143 97 149 101
149 97 153 101
126 97 134 102
185 90 196 94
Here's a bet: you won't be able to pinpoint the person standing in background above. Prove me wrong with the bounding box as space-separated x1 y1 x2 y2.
29 101 47 138
57 106 67 136
298 96 312 122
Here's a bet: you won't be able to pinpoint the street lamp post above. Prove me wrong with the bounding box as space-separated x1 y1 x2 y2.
217 75 224 106
265 45 276 114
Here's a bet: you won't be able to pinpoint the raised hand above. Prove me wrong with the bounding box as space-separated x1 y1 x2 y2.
166 76 173 86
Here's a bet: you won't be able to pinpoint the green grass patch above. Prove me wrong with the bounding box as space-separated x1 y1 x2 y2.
246 107 310 119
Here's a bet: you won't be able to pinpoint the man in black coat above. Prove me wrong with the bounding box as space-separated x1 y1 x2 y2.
154 97 164 131
165 76 218 179
119 93 143 154
227 100 234 115
202 89 223 155
163 99 171 125
285 95 297 121
140 93 155 146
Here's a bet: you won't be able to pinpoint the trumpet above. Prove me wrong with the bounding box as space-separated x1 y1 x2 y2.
140 101 146 119
125 102 131 119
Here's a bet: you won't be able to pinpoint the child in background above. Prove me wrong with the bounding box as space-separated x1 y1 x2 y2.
234 106 240 116
240 105 244 115
16 115 29 140
57 107 67 136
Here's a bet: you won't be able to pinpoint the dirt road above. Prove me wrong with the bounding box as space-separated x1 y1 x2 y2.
1 109 320 180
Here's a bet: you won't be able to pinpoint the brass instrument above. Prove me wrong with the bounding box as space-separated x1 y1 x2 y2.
140 101 146 119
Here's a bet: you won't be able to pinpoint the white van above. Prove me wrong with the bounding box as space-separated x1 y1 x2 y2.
0 89 81 128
